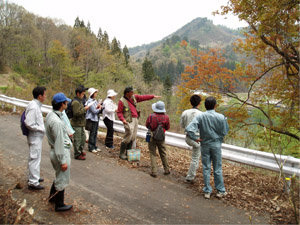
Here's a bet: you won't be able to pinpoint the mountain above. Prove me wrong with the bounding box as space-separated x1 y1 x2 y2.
129 17 244 83
129 17 244 58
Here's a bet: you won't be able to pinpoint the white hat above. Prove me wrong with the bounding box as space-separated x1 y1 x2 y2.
152 101 166 113
107 89 118 97
88 88 98 98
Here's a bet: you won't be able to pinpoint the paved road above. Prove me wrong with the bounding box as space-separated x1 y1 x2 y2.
0 114 268 224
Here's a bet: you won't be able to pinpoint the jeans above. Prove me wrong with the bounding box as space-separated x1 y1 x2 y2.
201 142 225 193
104 117 114 147
185 136 201 181
88 120 99 151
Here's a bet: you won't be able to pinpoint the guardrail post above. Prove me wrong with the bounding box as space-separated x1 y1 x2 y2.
1 103 4 109
13 105 16 113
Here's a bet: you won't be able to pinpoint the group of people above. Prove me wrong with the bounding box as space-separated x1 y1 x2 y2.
23 85 228 212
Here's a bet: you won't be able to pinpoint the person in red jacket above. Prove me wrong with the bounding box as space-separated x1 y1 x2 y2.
117 86 160 160
145 101 170 178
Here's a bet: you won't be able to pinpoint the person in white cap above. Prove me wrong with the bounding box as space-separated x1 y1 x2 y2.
85 88 102 153
145 101 170 178
102 89 118 149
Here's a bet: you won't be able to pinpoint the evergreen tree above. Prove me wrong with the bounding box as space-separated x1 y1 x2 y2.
80 20 85 28
102 31 110 49
86 21 92 34
123 45 130 65
111 37 121 55
97 28 103 42
163 74 173 108
142 57 156 84
74 16 81 28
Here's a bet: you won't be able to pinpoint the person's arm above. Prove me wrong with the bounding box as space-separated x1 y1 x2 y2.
72 101 86 117
134 94 155 103
180 112 186 129
52 122 68 167
222 117 229 137
24 107 44 132
165 115 170 131
104 100 116 113
145 115 151 129
185 115 201 142
89 101 100 114
117 100 126 123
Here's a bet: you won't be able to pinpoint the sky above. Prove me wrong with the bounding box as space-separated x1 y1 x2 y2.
9 0 247 48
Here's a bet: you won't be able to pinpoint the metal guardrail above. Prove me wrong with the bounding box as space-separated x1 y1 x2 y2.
1 94 299 176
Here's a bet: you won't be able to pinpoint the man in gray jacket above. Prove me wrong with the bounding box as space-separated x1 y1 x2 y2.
25 86 47 190
180 95 202 184
46 92 73 212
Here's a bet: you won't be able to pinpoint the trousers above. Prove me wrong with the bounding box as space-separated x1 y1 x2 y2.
185 136 201 181
148 138 169 175
27 135 43 186
104 117 114 147
122 117 138 144
73 126 86 158
201 142 225 193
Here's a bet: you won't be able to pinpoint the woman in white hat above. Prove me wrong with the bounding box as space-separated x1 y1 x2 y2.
102 89 118 149
85 88 102 153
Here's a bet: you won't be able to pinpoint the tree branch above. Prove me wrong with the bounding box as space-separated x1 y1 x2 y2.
258 123 300 141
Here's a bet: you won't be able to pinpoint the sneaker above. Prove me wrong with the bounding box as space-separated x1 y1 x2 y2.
204 192 211 199
96 148 101 152
81 152 86 156
75 155 86 160
216 191 227 198
91 149 98 153
28 184 44 190
105 145 115 149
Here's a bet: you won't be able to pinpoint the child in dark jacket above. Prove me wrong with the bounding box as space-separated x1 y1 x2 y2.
145 101 170 178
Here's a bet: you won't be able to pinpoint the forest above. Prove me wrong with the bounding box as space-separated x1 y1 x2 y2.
0 0 299 158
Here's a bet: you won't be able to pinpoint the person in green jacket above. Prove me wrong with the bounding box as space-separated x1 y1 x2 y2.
71 86 90 160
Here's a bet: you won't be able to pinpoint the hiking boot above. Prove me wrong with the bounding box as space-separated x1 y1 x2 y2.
204 192 211 199
216 191 227 198
185 179 195 184
28 184 44 190
164 171 170 175
81 152 86 156
150 173 157 178
119 142 127 160
75 155 86 160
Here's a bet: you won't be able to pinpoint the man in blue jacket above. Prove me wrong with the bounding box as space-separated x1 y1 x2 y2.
186 96 229 199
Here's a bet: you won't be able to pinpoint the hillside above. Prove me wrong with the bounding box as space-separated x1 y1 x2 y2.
129 17 244 83
129 17 244 58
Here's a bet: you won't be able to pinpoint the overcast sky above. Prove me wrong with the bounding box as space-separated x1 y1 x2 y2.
9 0 247 48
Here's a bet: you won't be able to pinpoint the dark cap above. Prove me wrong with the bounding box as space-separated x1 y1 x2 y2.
124 86 134 94
79 85 89 91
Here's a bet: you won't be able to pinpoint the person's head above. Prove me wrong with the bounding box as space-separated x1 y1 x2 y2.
107 89 117 100
123 86 134 98
52 93 71 111
88 88 98 99
32 86 47 103
205 96 217 110
190 95 201 108
75 86 86 99
152 101 166 114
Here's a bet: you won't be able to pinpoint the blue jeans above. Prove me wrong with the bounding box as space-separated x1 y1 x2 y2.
88 120 99 151
201 142 225 193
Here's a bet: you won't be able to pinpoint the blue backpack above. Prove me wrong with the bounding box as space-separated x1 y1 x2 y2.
20 110 29 136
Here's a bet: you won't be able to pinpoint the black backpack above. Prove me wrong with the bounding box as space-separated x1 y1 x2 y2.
151 114 165 141
65 100 74 119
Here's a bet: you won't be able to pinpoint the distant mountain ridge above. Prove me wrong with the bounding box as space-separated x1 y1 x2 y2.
129 17 244 58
